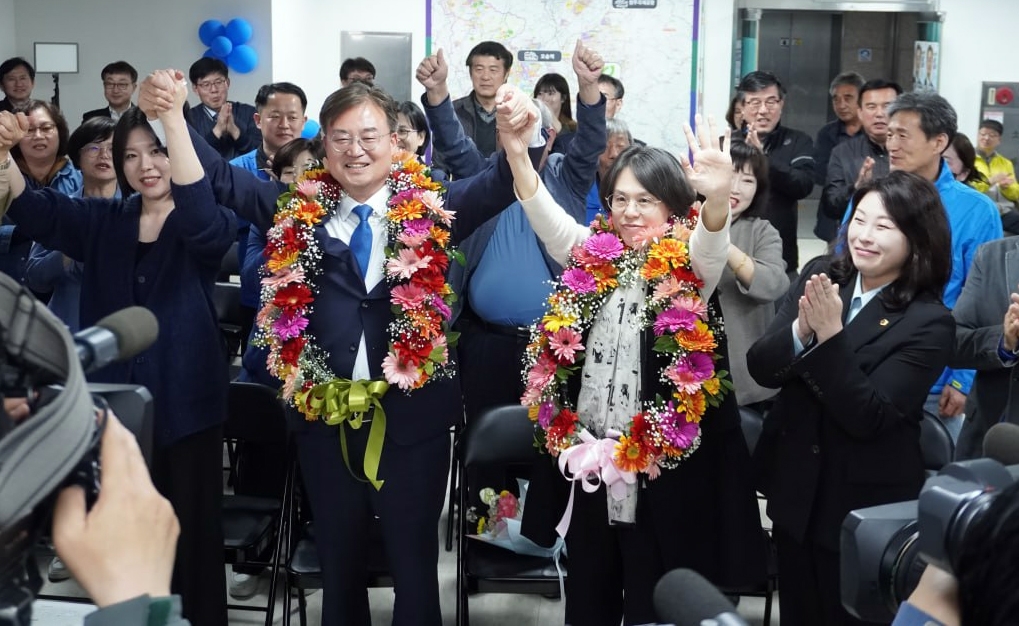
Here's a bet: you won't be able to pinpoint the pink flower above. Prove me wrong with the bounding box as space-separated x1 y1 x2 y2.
282 368 299 400
397 231 430 247
273 312 309 340
386 248 432 279
652 276 683 301
631 222 671 249
256 303 276 328
582 232 625 260
420 190 456 225
402 218 434 237
548 328 584 363
391 283 429 309
660 409 700 449
496 493 519 519
262 266 306 289
665 353 714 393
653 308 698 336
431 294 452 321
522 354 557 403
537 401 555 428
382 353 421 390
295 179 321 198
672 295 708 320
430 334 449 363
561 268 598 294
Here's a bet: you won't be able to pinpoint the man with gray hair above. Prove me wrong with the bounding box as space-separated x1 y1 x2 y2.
813 71 864 242
841 90 1002 442
585 117 632 223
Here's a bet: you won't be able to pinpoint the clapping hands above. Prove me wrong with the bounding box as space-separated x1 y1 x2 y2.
797 273 843 345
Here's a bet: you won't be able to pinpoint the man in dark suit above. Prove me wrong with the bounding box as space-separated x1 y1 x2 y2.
139 71 542 626
81 61 138 124
953 236 1019 459
183 57 260 160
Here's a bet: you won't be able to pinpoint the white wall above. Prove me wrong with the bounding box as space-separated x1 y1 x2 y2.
0 0 16 63
11 0 272 127
700 0 737 123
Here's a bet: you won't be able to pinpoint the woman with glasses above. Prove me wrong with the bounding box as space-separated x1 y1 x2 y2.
0 73 235 626
534 72 577 155
505 117 767 625
25 117 119 333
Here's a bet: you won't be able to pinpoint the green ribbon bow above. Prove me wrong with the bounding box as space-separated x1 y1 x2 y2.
298 378 390 490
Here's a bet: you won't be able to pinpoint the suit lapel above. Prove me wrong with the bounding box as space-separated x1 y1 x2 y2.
1005 240 1019 300
844 295 904 352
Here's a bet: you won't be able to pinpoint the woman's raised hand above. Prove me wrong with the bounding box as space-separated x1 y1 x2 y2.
679 114 732 207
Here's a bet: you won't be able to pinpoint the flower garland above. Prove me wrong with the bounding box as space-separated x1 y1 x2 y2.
520 212 732 478
255 151 460 421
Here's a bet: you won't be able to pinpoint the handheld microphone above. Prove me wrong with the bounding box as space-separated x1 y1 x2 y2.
653 568 749 626
73 307 159 373
983 422 1019 466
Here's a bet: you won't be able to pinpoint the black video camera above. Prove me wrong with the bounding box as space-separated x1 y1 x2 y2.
0 274 156 626
840 457 1018 622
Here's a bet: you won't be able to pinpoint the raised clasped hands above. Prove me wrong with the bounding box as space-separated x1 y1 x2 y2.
0 110 28 157
679 114 732 207
494 84 538 160
138 70 183 121
799 273 843 345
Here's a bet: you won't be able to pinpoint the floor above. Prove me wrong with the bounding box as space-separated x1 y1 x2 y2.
31 204 828 625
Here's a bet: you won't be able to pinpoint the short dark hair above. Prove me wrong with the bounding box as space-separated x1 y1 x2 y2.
67 117 117 169
726 91 745 130
255 82 308 112
189 57 228 85
601 146 696 218
318 82 398 136
271 137 323 180
738 70 786 99
831 170 952 309
0 57 35 82
465 41 512 73
979 118 1004 136
887 91 957 144
534 72 575 133
829 71 865 96
101 61 137 83
598 74 624 99
957 481 1019 626
112 108 165 194
339 57 376 82
11 100 70 161
951 132 989 187
396 101 430 157
858 78 903 105
729 141 770 219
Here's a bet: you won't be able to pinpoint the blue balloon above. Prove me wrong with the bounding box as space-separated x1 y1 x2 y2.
210 35 233 58
225 18 253 45
227 45 258 73
301 119 321 139
203 47 220 60
198 20 225 46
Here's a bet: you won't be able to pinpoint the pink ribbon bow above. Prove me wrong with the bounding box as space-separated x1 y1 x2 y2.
554 429 637 537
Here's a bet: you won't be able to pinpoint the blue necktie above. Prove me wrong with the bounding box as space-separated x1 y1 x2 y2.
350 204 373 280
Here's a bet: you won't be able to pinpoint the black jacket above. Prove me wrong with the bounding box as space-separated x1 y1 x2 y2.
822 132 890 222
761 124 815 271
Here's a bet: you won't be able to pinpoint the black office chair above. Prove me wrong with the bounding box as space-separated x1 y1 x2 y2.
222 381 293 625
920 412 955 476
457 404 565 626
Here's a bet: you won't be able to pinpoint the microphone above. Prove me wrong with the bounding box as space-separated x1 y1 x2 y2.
74 307 159 373
983 422 1019 465
653 568 749 626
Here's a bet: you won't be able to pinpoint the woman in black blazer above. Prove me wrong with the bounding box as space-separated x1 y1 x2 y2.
747 170 956 625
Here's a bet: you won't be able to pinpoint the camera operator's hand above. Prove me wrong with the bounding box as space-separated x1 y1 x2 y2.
896 564 960 626
4 396 30 423
51 411 179 609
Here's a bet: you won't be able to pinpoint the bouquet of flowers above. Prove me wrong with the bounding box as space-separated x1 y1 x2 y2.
466 479 565 559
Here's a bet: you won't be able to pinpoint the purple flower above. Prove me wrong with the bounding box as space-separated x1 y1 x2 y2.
652 308 698 336
562 268 598 294
685 352 714 379
666 353 714 393
391 188 419 206
538 402 555 428
403 217 434 237
273 312 309 340
660 410 700 449
582 232 624 261
431 294 452 321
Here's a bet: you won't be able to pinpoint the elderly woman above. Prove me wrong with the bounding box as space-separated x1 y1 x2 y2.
505 117 767 625
0 72 234 625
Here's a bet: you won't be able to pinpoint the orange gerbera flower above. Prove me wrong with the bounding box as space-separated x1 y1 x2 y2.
407 309 442 338
614 435 651 473
401 158 426 174
648 239 688 267
411 172 437 190
389 199 425 222
590 264 619 292
676 320 717 352
674 390 707 422
429 225 450 248
640 257 670 281
266 249 299 272
293 200 326 225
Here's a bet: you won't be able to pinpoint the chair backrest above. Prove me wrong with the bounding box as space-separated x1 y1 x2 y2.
920 412 955 472
739 405 765 457
219 240 240 281
463 404 537 469
213 281 244 327
224 381 288 446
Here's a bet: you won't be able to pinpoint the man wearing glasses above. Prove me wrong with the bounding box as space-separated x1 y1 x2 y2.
738 70 814 274
184 57 261 160
82 61 138 124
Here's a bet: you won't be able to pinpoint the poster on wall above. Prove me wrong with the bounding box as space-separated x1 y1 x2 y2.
913 41 939 92
430 0 695 152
